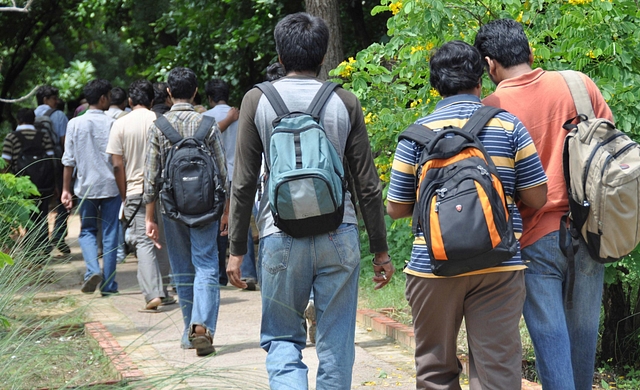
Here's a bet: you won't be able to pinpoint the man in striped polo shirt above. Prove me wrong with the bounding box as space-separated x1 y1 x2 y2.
387 41 548 389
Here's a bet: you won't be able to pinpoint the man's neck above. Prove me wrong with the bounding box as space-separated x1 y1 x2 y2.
89 105 103 111
132 105 148 111
287 70 317 77
172 99 192 104
499 63 532 83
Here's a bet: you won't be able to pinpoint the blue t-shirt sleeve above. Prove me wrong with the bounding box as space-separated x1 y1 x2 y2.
387 139 420 204
51 110 68 138
512 119 547 190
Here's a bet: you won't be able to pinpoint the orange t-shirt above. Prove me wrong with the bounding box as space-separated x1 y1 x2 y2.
483 68 613 249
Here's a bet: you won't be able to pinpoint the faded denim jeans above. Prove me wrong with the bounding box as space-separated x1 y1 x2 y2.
259 223 360 390
522 231 604 390
162 215 220 348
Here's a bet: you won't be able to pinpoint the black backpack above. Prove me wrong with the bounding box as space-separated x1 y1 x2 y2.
398 106 517 276
155 115 226 227
13 131 55 196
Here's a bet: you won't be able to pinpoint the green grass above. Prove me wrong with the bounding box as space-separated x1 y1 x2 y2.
0 203 121 389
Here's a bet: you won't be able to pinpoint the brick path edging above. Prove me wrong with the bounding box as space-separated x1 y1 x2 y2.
84 321 146 382
356 309 542 390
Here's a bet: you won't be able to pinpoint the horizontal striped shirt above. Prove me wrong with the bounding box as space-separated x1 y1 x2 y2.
387 94 547 278
2 125 55 165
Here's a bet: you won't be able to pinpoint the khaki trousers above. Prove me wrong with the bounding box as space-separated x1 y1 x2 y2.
406 270 525 390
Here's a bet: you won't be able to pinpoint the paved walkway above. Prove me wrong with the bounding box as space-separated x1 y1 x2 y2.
40 215 419 389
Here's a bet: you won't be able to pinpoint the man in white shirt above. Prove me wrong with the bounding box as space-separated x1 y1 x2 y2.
61 79 120 296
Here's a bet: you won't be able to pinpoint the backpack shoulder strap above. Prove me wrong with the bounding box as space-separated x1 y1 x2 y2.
255 81 289 117
194 115 216 142
155 116 183 145
44 107 57 117
398 124 436 146
14 131 43 151
559 70 596 119
307 82 339 119
462 106 505 136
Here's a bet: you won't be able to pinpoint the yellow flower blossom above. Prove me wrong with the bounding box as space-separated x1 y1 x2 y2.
429 88 439 98
348 57 356 64
587 50 596 59
364 112 376 125
568 0 592 4
459 32 465 39
516 11 523 23
425 42 435 51
338 60 355 78
389 1 402 15
411 45 424 54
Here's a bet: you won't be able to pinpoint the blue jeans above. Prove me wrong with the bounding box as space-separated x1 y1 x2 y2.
78 196 120 293
162 215 220 347
260 223 360 390
522 231 604 390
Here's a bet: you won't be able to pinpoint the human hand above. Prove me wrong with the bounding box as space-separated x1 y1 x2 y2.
146 221 161 249
61 190 74 210
227 107 239 122
372 252 395 290
219 213 229 236
226 254 247 289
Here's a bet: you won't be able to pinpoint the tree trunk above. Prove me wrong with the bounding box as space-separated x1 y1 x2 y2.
305 0 344 80
344 0 372 50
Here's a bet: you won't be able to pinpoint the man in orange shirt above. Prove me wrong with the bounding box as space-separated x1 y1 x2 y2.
475 19 613 390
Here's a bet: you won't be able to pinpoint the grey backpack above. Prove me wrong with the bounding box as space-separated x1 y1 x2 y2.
155 115 226 227
560 70 640 263
34 108 62 159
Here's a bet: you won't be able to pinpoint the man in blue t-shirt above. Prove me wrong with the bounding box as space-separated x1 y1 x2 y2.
387 41 548 389
35 85 70 255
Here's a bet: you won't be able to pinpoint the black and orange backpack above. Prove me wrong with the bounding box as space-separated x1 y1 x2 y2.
399 106 517 276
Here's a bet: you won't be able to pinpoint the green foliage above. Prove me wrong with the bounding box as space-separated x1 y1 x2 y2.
49 60 96 101
333 0 640 149
145 0 286 103
0 172 38 249
0 252 13 268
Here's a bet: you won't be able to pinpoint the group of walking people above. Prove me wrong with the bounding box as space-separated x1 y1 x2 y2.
3 11 609 390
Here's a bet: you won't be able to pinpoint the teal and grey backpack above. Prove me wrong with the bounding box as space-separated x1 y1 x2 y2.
256 81 346 238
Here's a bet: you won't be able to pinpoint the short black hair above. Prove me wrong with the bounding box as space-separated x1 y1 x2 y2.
128 79 154 108
110 87 127 106
474 19 531 68
167 67 197 100
153 82 170 104
84 79 112 105
266 62 286 81
36 85 59 105
17 108 35 125
274 13 329 74
204 79 229 103
429 41 484 97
